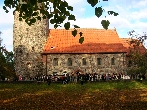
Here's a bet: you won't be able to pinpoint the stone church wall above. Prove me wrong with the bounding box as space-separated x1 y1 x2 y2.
13 11 48 79
45 53 126 75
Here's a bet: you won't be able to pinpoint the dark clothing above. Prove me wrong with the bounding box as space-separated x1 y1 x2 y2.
47 77 51 85
80 76 84 85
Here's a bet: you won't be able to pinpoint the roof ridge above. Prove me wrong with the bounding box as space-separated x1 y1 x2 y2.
49 28 116 30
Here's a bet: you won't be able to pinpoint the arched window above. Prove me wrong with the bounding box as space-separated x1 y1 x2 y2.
97 58 101 65
53 58 58 66
32 46 35 51
111 57 115 65
82 58 86 65
67 58 72 66
128 60 132 67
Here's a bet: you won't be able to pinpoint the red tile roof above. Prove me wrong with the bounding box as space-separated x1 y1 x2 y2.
121 38 147 54
43 28 127 54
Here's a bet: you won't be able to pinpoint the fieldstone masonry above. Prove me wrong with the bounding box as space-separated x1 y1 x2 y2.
13 11 48 79
46 53 126 75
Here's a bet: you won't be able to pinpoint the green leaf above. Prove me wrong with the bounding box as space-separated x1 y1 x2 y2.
68 14 76 21
19 13 22 17
54 24 58 29
54 9 60 14
107 11 114 15
101 20 110 30
37 16 41 21
19 18 22 21
62 1 68 7
50 19 55 24
64 22 70 30
32 12 38 16
43 15 46 19
67 6 73 11
3 6 6 10
5 10 9 13
58 5 66 13
95 7 103 18
108 11 119 16
30 0 37 6
72 29 77 37
65 11 70 16
79 37 84 44
87 0 98 7
46 1 49 5
47 14 53 19
114 12 119 16
50 0 54 3
30 18 36 24
74 25 80 28
79 32 83 37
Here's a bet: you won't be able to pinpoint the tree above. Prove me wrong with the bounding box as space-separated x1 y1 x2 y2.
128 30 147 46
0 32 16 81
127 30 147 75
3 0 118 43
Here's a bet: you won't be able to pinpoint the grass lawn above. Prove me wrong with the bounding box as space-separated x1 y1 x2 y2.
0 80 147 110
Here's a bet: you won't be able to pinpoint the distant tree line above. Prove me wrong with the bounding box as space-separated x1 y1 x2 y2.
127 30 147 75
0 32 17 81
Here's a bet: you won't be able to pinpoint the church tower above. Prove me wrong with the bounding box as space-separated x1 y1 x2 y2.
13 11 49 79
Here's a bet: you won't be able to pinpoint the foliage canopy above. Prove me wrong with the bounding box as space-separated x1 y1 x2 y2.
3 0 118 43
0 33 16 80
127 30 147 75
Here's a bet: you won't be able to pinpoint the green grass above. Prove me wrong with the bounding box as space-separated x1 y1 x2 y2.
0 80 147 99
1 80 147 109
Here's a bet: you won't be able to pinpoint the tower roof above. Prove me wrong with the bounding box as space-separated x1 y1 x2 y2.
43 28 127 54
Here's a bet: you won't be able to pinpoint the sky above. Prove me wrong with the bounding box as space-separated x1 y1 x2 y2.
0 0 147 52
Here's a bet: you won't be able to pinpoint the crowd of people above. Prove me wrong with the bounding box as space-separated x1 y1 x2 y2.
33 71 146 85
1 71 146 83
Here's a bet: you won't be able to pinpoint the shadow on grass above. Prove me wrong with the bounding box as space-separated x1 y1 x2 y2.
1 80 147 109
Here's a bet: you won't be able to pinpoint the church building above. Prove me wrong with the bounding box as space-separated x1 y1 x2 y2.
42 29 127 76
13 11 146 79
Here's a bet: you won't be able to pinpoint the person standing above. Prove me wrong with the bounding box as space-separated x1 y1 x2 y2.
80 75 84 85
140 75 143 83
47 75 51 85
